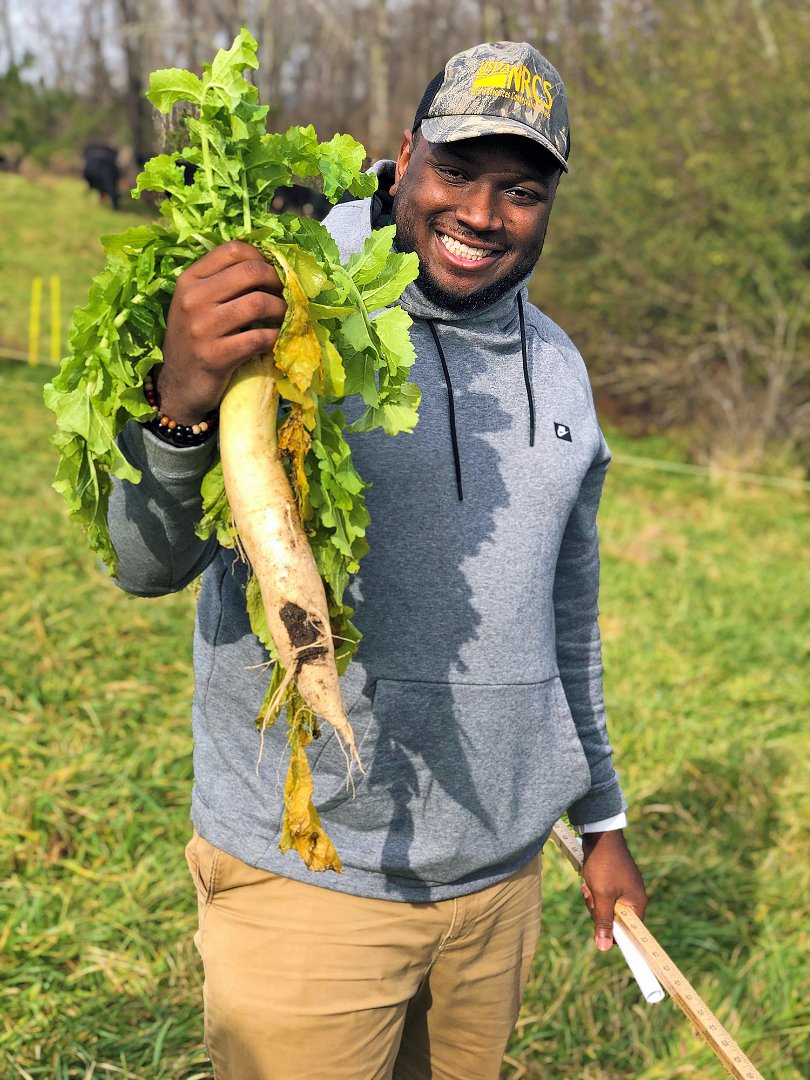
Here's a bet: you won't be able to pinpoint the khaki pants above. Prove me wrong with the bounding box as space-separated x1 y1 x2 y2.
186 832 542 1080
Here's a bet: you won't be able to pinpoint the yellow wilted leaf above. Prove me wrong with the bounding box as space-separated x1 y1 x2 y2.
280 732 343 873
273 380 317 431
267 244 323 396
277 412 312 523
275 243 329 298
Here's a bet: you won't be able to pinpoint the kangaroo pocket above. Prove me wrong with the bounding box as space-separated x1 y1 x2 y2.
308 677 592 886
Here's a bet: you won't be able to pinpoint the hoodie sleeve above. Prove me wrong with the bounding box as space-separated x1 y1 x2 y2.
552 441 628 825
106 420 220 596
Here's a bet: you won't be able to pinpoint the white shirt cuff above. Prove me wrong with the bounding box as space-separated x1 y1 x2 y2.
578 812 628 833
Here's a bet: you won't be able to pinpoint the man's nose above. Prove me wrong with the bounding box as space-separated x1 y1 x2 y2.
455 183 502 233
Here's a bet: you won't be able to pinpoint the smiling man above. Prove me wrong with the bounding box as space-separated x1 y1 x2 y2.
392 131 560 311
108 40 647 1080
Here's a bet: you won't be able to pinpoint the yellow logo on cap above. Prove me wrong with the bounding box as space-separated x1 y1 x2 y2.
471 60 553 114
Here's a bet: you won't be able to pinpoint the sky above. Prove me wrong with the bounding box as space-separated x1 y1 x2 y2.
4 0 85 76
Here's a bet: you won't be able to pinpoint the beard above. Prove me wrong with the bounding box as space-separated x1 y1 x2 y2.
391 185 546 314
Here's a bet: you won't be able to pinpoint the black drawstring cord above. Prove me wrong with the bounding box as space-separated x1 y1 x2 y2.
426 320 464 502
517 292 535 447
427 295 534 503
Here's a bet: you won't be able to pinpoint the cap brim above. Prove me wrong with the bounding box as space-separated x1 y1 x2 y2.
420 115 569 172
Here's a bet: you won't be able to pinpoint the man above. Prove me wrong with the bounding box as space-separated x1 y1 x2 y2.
109 41 647 1080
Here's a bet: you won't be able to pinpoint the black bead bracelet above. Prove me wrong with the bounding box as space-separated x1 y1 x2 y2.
144 373 219 446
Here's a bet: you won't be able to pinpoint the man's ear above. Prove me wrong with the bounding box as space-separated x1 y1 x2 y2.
390 130 414 196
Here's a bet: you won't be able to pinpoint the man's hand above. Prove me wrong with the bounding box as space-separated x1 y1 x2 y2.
581 830 647 952
157 241 287 423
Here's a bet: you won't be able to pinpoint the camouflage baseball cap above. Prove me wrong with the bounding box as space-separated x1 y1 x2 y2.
413 42 570 171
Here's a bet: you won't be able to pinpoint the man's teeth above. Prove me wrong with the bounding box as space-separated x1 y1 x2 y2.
439 234 494 261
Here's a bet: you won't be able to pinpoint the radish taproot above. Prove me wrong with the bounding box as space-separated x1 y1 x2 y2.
220 352 360 768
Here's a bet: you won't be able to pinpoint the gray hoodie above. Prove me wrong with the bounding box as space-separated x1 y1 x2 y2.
108 168 626 901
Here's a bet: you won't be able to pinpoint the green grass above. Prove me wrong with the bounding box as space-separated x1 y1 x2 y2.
0 364 205 1078
511 453 810 1079
0 173 146 359
0 175 808 1078
1 362 807 1079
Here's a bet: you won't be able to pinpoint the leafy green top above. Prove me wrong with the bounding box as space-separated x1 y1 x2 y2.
43 29 419 674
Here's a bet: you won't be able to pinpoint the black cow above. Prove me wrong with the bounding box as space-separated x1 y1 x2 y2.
83 144 121 209
270 184 332 221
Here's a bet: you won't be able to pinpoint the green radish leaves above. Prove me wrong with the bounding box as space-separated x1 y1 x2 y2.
44 28 420 666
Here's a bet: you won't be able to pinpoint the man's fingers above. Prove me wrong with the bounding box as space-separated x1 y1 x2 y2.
582 879 615 951
580 830 648 954
186 239 271 281
212 290 287 338
198 257 285 307
619 888 649 923
213 327 282 366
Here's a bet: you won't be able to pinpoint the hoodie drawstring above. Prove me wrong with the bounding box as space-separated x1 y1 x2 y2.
427 319 464 502
427 294 534 503
517 292 536 448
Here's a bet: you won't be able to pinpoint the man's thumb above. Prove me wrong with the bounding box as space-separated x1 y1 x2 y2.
593 901 615 952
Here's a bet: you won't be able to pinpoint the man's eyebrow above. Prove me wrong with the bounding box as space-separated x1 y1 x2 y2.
431 144 556 183
433 144 477 163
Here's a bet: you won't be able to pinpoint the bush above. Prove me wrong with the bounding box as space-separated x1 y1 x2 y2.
532 0 810 473
0 54 125 168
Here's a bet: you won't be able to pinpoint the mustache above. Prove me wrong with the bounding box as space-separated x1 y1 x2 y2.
435 220 503 245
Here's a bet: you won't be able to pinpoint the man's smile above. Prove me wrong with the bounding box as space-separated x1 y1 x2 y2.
436 231 501 267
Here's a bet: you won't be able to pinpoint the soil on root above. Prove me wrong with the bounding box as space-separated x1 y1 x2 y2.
279 601 328 667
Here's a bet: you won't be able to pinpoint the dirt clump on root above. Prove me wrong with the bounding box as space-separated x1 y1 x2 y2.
279 602 328 667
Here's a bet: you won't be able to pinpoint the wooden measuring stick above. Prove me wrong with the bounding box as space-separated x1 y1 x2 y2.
549 820 765 1080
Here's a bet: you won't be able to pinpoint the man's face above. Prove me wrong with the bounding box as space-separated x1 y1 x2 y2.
391 131 561 313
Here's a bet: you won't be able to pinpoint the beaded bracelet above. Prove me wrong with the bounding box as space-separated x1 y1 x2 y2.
144 373 219 446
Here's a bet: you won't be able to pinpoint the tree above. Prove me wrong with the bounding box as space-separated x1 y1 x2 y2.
0 0 15 70
116 0 155 162
532 0 810 469
367 0 389 160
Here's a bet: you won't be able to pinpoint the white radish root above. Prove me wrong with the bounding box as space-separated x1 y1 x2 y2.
219 352 360 768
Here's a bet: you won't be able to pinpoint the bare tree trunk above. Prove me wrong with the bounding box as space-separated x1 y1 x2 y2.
176 0 202 71
116 0 153 162
80 0 114 104
368 0 389 160
526 0 557 49
0 0 15 68
253 0 277 111
209 0 248 43
481 2 511 40
31 0 78 91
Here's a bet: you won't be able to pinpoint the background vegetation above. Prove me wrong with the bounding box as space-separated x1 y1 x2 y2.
2 0 809 470
534 0 810 473
1 1 808 1076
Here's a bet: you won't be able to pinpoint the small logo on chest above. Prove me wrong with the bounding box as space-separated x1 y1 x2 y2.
554 422 572 442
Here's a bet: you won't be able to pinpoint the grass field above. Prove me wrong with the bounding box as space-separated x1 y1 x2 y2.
0 173 146 360
1 175 808 1078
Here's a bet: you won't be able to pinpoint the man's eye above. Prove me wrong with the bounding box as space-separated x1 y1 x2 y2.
508 188 541 202
435 166 465 181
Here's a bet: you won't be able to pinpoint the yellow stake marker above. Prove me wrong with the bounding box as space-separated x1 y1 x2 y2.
28 276 43 366
50 274 61 364
550 820 765 1080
